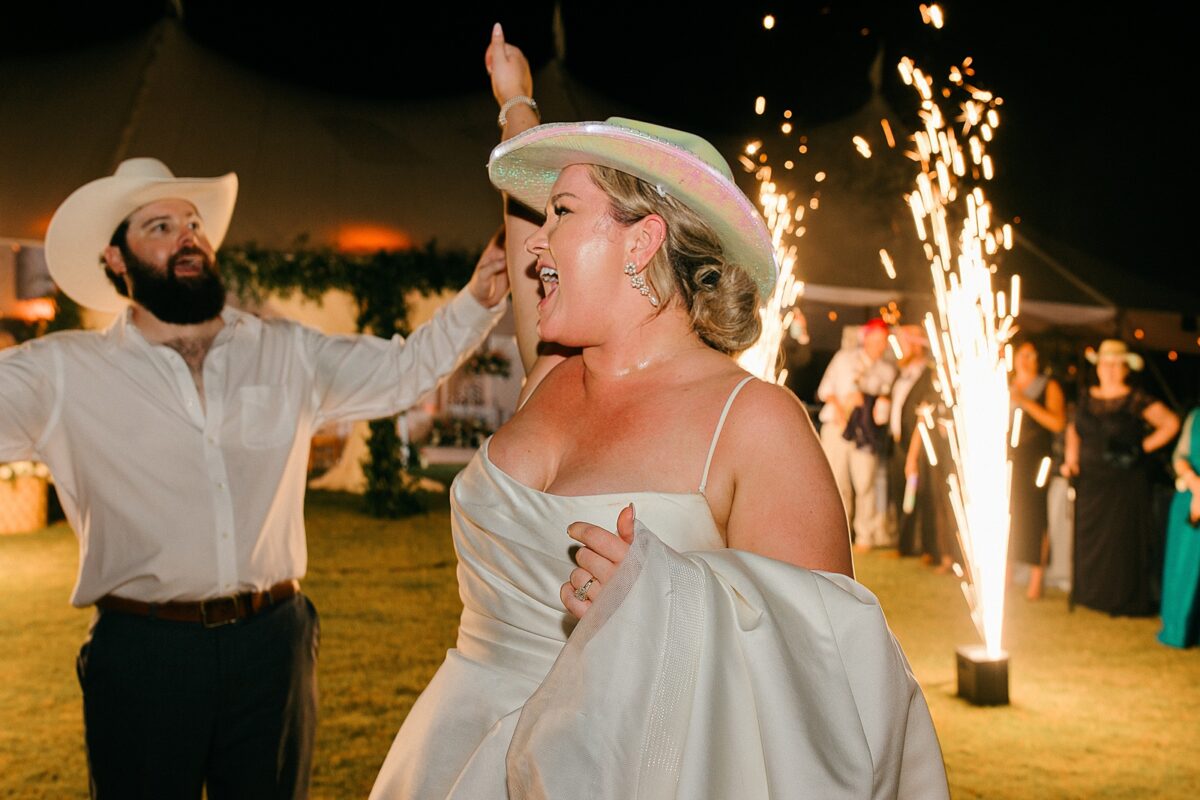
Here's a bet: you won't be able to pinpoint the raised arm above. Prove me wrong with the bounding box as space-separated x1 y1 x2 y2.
305 250 507 425
486 23 573 387
486 24 541 374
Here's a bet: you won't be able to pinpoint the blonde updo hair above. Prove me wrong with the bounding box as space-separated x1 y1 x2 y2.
587 165 763 355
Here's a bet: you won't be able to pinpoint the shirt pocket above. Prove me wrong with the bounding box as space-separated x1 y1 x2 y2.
239 386 297 449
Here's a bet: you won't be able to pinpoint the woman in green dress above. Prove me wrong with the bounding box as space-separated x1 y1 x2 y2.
1159 405 1200 647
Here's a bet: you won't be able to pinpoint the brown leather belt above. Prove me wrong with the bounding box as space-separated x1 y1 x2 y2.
95 579 300 628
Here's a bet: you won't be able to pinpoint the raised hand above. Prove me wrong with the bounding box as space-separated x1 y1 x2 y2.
467 226 510 308
485 22 532 109
560 503 636 619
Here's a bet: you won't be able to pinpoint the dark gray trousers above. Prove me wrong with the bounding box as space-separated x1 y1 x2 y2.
76 593 319 799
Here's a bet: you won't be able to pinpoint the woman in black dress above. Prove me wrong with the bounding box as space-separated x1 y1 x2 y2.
1009 339 1066 599
1063 340 1179 615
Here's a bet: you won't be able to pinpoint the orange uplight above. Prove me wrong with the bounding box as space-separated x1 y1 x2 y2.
336 224 412 254
1168 351 1179 361
7 298 57 322
1133 328 1145 340
30 213 54 238
827 311 838 321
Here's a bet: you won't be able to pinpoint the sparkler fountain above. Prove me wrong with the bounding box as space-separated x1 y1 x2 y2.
899 4 1019 705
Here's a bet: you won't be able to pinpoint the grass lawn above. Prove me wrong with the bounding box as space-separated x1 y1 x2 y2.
2 489 1197 798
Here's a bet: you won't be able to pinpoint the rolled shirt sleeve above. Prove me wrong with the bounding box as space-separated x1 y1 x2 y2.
303 289 505 426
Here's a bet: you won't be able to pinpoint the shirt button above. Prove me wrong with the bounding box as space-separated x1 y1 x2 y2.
222 532 231 540
207 436 216 444
216 482 226 489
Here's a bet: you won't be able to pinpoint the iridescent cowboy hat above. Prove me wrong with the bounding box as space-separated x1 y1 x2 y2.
1085 338 1144 371
45 158 238 313
487 117 778 300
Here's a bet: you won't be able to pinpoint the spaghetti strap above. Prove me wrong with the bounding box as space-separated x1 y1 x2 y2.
699 375 756 494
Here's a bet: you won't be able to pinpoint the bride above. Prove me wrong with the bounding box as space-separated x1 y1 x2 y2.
370 24 947 799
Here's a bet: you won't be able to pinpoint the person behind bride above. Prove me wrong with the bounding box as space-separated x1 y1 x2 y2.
369 24 947 799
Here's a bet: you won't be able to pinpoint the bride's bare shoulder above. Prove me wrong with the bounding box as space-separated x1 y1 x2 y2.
727 375 815 432
718 376 826 477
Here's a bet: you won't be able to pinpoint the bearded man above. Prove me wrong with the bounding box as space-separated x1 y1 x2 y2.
0 158 509 798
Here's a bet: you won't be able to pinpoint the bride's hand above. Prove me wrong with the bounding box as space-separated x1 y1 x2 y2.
485 22 532 109
561 504 636 619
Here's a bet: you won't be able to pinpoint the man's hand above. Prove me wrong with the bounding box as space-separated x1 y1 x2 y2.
467 227 510 308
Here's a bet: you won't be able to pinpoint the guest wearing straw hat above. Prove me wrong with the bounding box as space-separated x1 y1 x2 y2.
0 158 509 797
1063 339 1179 615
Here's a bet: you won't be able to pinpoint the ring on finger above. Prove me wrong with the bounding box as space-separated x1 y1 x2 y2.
573 577 596 602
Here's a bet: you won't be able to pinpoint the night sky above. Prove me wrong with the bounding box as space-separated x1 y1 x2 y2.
557 2 1194 299
3 2 1191 296
924 3 1192 295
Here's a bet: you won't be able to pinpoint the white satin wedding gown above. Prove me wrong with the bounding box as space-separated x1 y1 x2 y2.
371 377 948 799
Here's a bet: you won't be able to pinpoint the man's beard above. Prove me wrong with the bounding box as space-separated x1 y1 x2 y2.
121 246 226 325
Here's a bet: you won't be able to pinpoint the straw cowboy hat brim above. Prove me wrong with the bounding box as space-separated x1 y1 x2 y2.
1085 339 1144 371
45 158 238 313
487 118 778 300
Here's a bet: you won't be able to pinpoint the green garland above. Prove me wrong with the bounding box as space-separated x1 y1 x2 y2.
220 239 478 518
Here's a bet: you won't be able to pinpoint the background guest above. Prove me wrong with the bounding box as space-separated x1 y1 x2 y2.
1159 403 1200 647
1063 339 1179 616
816 318 896 552
889 325 932 556
1009 337 1066 599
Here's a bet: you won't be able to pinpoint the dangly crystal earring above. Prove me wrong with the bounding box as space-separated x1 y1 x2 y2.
624 262 659 307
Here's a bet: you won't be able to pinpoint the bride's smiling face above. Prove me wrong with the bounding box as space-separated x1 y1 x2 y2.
525 164 633 345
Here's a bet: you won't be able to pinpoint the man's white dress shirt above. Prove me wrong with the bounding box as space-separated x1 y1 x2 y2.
816 349 896 426
0 290 501 606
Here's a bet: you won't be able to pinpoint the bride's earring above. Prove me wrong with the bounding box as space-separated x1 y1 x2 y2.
624 262 659 308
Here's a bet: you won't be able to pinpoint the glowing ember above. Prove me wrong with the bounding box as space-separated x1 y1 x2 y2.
881 119 897 148
1035 456 1051 488
880 248 897 280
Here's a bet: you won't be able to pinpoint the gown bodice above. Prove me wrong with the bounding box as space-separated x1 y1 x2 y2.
449 437 724 683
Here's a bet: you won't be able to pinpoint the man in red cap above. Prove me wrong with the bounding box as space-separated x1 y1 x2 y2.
816 318 897 552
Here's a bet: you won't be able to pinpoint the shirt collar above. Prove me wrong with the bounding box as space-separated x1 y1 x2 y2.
107 303 258 349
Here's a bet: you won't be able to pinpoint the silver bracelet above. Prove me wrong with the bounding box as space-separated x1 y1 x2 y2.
498 95 539 128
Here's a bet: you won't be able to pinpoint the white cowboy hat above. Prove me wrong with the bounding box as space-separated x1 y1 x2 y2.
1085 338 1144 371
44 158 238 312
487 118 778 300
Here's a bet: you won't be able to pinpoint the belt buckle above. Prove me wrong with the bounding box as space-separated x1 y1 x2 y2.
199 594 242 628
